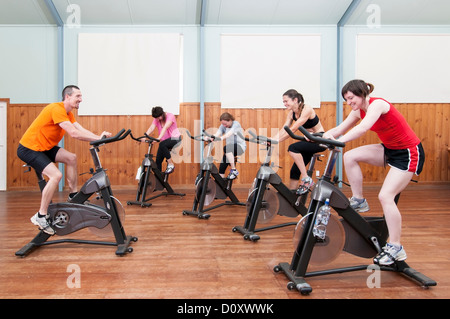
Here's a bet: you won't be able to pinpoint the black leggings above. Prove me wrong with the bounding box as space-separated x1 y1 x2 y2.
287 141 325 180
156 137 181 171
219 143 245 174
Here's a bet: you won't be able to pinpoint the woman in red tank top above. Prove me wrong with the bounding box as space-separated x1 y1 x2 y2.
323 79 425 266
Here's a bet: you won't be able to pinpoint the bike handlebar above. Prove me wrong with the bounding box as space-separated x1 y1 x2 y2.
186 128 276 146
283 126 345 148
129 132 160 143
237 130 278 145
90 129 131 146
201 129 215 139
185 129 221 142
186 130 202 141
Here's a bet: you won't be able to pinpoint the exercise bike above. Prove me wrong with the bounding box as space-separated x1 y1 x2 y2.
127 133 185 207
273 126 437 295
182 130 245 219
232 129 322 241
15 129 138 257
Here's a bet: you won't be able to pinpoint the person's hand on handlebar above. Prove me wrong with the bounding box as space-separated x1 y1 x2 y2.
204 135 219 142
322 131 336 140
138 137 157 144
100 131 112 139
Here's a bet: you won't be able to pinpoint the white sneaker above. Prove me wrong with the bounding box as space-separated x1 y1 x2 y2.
227 169 239 180
373 243 407 266
296 176 314 195
165 164 175 174
30 212 55 235
349 197 370 213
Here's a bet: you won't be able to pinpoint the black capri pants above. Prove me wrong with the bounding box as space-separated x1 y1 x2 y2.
219 143 245 174
155 137 181 171
287 141 326 180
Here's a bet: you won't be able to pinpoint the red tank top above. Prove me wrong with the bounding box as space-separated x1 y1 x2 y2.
360 97 420 149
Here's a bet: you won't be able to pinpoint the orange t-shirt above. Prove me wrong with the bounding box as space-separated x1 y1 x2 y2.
19 102 76 151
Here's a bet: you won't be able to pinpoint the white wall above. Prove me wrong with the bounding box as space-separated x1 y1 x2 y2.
77 32 183 115
1 24 450 107
62 24 338 109
63 25 200 104
341 25 450 102
204 25 338 104
0 26 58 103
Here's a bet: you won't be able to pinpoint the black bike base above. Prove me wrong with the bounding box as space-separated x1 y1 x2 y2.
127 191 185 208
183 201 245 219
274 260 437 295
127 200 152 207
15 230 138 257
232 222 297 242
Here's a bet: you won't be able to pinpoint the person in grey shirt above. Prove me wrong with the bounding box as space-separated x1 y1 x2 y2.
208 112 246 180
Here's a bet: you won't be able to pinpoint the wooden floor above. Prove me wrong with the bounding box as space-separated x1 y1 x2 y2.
0 182 449 300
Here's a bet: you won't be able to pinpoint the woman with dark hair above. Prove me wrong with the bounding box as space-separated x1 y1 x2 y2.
323 79 425 266
274 89 326 194
208 112 246 180
144 106 181 174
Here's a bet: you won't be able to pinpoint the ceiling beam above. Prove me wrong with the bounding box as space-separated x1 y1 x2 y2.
42 0 63 26
200 0 207 26
338 0 361 27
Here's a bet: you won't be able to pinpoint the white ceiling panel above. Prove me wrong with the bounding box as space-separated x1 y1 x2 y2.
52 0 200 25
0 0 54 24
269 0 353 25
129 0 200 25
205 0 353 25
345 0 450 26
0 0 449 26
53 0 132 25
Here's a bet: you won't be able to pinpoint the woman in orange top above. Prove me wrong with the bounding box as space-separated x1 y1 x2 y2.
17 85 111 235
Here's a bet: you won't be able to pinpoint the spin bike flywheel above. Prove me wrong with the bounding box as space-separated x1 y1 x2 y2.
195 177 216 206
88 196 126 237
246 184 280 224
144 172 157 194
292 213 345 265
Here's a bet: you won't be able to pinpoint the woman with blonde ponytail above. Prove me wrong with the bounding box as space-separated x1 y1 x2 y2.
323 79 425 266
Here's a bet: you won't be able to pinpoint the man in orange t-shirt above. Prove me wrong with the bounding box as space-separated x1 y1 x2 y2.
17 85 112 235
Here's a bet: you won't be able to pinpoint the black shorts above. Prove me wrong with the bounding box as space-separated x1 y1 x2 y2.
382 142 425 175
17 144 60 173
288 140 326 180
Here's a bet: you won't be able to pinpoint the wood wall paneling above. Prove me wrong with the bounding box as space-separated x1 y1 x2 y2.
5 101 450 190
